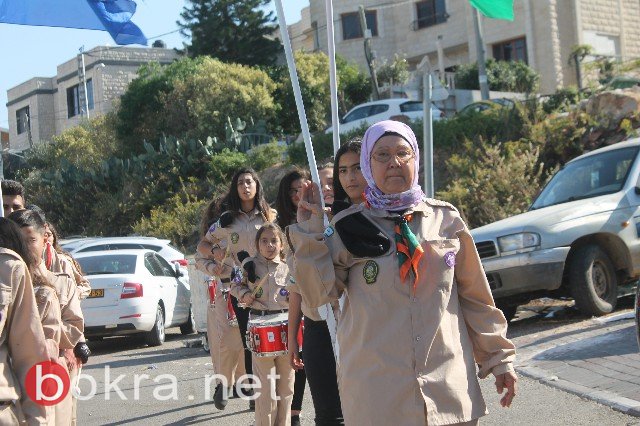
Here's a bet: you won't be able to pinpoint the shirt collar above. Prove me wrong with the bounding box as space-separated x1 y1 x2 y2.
257 253 283 264
366 201 432 218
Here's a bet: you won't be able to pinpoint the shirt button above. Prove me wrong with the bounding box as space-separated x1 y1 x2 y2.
412 297 418 302
416 336 421 341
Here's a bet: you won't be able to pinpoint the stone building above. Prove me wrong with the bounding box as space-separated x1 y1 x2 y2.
288 0 640 95
6 46 180 151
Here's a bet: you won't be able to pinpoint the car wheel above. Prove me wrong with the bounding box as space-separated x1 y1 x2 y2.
145 304 165 347
569 245 618 316
496 304 518 322
180 308 196 335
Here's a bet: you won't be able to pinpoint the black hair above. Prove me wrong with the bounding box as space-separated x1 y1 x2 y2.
8 209 46 234
333 138 363 203
255 222 285 261
199 194 229 237
275 168 310 228
1 180 25 198
0 217 38 268
227 168 274 222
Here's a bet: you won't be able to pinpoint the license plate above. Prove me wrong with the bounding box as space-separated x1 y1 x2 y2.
89 289 104 298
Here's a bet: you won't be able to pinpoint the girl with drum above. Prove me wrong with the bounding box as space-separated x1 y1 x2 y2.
197 168 276 411
288 121 517 425
231 223 294 426
275 169 309 426
195 195 246 411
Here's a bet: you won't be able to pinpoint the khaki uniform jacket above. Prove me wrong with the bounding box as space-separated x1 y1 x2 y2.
231 255 289 311
287 200 516 426
33 284 62 361
0 249 48 424
37 264 84 351
50 251 91 300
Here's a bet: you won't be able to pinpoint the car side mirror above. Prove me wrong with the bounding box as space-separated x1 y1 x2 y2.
174 263 184 278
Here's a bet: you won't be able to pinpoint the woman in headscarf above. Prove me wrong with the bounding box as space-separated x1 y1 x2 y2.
287 120 517 425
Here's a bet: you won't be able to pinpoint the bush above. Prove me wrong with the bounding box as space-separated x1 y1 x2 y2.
455 59 539 93
247 142 285 171
542 86 587 114
208 149 248 182
286 126 366 166
133 194 207 254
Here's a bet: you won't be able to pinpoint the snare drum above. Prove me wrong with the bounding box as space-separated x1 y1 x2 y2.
207 279 217 305
222 289 238 327
247 312 289 357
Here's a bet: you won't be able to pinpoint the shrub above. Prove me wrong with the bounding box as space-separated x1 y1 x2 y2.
208 149 248 182
455 59 539 93
247 142 285 171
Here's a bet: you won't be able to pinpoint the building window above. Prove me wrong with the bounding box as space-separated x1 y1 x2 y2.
493 37 528 64
67 79 94 118
341 11 378 41
415 0 447 30
16 106 29 135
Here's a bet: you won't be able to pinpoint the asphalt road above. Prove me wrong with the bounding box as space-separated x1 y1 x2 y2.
76 300 640 425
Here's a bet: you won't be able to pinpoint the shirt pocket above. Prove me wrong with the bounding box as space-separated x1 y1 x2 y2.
0 284 13 334
349 254 393 294
422 239 460 292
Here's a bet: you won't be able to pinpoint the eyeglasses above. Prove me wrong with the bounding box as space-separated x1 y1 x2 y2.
371 149 415 164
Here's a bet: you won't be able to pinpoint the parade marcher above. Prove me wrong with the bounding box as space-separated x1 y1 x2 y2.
317 161 334 211
275 169 309 426
195 196 246 411
0 217 62 425
231 223 294 426
9 210 86 426
44 223 91 300
197 168 276 411
288 120 517 425
1 179 26 217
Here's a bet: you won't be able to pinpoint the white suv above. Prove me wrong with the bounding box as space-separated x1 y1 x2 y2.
326 99 444 135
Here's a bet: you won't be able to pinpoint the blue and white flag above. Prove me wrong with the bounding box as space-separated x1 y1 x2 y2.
0 0 147 45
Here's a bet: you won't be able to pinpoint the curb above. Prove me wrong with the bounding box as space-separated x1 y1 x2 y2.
517 363 640 417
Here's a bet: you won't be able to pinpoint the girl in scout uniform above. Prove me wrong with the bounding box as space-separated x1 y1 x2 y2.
288 120 518 426
0 218 49 424
275 169 309 426
197 168 276 410
230 223 294 426
195 196 246 411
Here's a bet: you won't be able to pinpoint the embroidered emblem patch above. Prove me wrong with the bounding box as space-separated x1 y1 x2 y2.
324 226 335 238
289 276 296 284
363 260 379 285
208 220 219 234
279 288 289 297
231 232 240 244
255 287 264 298
444 251 456 268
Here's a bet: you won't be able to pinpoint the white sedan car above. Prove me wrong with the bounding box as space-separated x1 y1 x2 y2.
75 250 194 346
326 98 444 135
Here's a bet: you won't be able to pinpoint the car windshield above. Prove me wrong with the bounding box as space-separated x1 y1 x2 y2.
531 146 639 210
77 255 137 275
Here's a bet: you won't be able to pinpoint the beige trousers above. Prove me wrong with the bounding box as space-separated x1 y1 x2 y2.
54 362 76 426
252 353 294 426
207 299 245 388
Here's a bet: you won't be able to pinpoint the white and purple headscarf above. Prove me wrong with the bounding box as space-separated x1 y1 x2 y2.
361 120 426 211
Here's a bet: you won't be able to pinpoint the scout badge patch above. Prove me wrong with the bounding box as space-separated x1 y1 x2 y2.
324 226 335 238
444 251 456 268
363 260 379 285
231 232 240 244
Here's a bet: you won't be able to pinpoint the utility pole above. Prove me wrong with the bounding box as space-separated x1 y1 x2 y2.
472 8 490 100
359 5 379 100
78 46 90 119
26 110 33 149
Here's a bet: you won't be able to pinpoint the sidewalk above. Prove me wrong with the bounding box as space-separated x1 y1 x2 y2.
513 312 640 416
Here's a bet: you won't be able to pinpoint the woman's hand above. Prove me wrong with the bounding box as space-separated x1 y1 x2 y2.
297 180 323 223
242 293 255 305
212 262 226 277
495 371 517 407
211 246 226 262
289 342 304 370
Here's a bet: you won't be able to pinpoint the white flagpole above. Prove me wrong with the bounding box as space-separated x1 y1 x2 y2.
325 0 340 154
274 0 339 360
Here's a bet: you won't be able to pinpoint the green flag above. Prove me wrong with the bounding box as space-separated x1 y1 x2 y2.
470 0 514 21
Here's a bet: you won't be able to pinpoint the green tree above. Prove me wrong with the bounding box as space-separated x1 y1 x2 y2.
376 54 409 86
178 0 281 67
455 59 539 93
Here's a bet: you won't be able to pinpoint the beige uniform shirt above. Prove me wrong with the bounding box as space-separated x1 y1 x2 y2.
34 284 62 361
231 255 289 311
0 249 48 424
50 251 91 300
288 200 516 426
38 264 84 351
202 208 275 277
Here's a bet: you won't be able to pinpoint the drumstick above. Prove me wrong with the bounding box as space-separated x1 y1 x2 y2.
250 273 273 297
